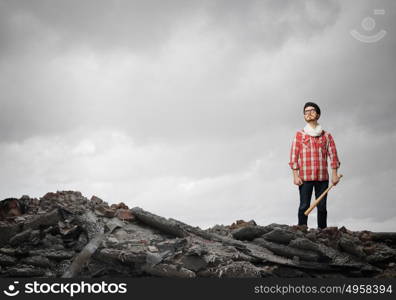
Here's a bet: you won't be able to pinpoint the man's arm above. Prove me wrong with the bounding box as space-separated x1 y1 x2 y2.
328 133 341 185
289 133 303 185
331 168 340 185
293 169 303 186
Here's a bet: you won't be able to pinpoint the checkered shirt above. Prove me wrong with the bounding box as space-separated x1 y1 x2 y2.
289 130 341 181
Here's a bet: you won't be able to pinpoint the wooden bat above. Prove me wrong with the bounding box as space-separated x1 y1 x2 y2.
304 174 343 216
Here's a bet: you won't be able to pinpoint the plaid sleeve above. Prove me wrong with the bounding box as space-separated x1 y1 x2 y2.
327 133 341 169
288 132 300 170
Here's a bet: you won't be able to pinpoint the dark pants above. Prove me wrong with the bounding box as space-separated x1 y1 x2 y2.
298 180 329 229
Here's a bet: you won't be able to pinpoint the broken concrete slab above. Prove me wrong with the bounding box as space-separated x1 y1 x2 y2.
131 207 188 238
0 223 22 247
253 237 321 262
142 263 196 278
0 253 17 266
231 225 272 241
23 209 61 230
262 228 297 244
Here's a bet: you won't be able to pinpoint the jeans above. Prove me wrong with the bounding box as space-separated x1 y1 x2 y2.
298 180 329 229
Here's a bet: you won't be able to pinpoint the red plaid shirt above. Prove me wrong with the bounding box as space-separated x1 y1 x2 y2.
289 129 340 181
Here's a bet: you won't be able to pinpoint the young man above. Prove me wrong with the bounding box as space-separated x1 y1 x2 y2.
289 102 341 229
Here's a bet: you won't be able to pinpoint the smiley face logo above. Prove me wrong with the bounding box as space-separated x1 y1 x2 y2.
350 9 386 43
3 282 20 297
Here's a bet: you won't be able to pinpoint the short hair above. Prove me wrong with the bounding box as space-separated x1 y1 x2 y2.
303 102 321 116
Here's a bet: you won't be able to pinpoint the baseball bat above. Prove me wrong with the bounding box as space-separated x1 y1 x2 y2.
304 174 343 216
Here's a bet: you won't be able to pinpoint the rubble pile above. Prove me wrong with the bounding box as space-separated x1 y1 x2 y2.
0 191 395 278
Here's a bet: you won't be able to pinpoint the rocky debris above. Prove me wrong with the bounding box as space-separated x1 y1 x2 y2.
231 225 272 241
0 191 395 278
253 238 323 262
261 227 298 244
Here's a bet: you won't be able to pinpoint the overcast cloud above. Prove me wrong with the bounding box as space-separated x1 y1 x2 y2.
1 0 395 231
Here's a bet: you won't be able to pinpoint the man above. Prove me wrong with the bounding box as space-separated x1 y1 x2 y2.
289 102 341 229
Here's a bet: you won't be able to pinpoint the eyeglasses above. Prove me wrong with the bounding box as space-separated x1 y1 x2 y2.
304 109 317 115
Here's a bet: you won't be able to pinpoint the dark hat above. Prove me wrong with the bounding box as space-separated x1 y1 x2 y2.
303 102 321 116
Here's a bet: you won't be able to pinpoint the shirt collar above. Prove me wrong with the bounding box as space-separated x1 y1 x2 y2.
303 123 323 137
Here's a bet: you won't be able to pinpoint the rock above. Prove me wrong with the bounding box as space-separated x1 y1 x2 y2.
339 236 366 258
6 265 45 277
363 245 377 255
206 224 233 237
42 234 64 250
366 244 396 264
74 232 88 252
228 219 257 230
142 263 196 278
321 227 340 237
232 225 271 241
306 232 317 241
148 246 158 252
106 236 119 245
0 223 22 246
156 238 187 254
290 224 308 234
0 248 17 256
23 209 60 230
0 198 24 219
265 223 291 230
105 217 125 232
90 195 104 205
74 211 104 240
339 226 353 235
30 230 41 246
9 229 32 246
253 237 321 262
111 202 129 210
214 261 262 278
14 216 26 222
115 209 134 221
20 256 52 268
131 207 189 238
289 237 320 253
371 232 396 245
96 248 147 265
94 206 115 218
59 223 81 237
62 219 123 278
29 249 75 261
0 253 17 266
40 191 94 216
185 244 208 256
262 228 297 244
180 255 208 272
358 231 373 242
146 251 169 266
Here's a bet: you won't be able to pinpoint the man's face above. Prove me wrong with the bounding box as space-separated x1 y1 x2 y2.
304 106 319 122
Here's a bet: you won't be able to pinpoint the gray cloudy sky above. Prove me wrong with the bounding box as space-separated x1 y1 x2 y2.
1 0 395 231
